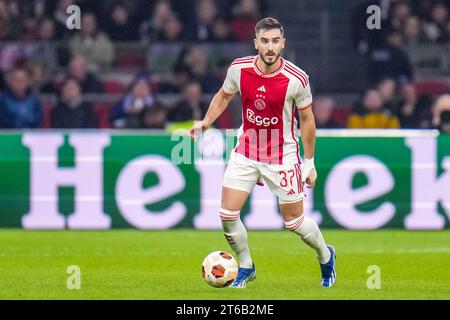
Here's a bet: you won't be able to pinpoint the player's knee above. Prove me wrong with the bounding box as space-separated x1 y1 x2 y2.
219 208 240 222
279 199 303 220
284 214 304 232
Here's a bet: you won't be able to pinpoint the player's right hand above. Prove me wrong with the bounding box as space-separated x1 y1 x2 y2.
188 121 209 141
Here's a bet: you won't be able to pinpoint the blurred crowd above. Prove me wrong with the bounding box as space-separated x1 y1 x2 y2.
315 78 450 134
0 0 266 130
0 0 267 45
353 0 450 81
0 0 449 133
319 0 450 133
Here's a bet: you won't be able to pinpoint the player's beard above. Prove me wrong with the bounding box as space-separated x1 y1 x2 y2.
260 50 281 66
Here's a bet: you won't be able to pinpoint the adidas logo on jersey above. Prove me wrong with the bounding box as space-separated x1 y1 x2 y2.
287 189 296 195
257 85 266 93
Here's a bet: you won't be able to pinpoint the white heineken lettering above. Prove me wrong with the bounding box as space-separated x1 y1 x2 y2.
404 137 450 229
325 155 395 229
116 155 187 229
246 109 278 127
22 133 111 229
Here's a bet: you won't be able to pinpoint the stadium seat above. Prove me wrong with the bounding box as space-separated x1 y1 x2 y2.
40 102 53 128
115 50 146 69
103 80 125 94
415 81 450 96
93 103 113 129
332 104 351 127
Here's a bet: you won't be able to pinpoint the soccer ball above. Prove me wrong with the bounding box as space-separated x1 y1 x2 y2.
201 251 238 288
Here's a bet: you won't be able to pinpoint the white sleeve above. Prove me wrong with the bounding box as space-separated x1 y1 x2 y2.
222 65 239 95
295 80 313 110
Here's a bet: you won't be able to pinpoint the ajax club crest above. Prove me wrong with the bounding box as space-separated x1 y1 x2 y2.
254 98 266 110
255 91 266 111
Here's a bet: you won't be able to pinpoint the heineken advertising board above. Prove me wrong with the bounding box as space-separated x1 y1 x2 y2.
0 130 448 230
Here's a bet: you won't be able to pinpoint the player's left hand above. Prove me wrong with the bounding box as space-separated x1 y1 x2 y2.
301 158 317 188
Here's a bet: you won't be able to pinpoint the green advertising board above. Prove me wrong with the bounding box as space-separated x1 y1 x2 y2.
0 129 449 230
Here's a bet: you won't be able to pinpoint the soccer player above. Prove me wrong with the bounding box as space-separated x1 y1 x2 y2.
188 17 336 288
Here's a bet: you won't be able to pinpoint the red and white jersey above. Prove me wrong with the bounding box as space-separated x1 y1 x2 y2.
222 55 313 165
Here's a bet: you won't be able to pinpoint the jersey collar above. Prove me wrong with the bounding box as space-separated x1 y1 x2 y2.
253 55 285 78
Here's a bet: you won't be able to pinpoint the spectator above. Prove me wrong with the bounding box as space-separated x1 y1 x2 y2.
423 1 449 43
439 110 450 133
395 82 432 128
432 94 450 128
0 0 22 41
176 45 216 93
105 3 140 41
389 0 412 32
230 0 261 41
26 61 56 94
403 16 423 46
168 81 207 122
21 17 39 42
7 0 47 21
211 17 233 42
110 76 155 128
157 13 185 41
102 0 151 28
67 55 104 93
368 30 413 84
0 1 24 70
0 41 22 72
0 68 42 128
157 64 191 94
202 58 228 93
347 89 400 128
77 0 151 27
140 0 175 43
25 18 58 74
376 77 397 111
402 15 428 65
51 78 97 128
140 102 168 129
313 96 341 128
69 12 115 69
186 0 218 41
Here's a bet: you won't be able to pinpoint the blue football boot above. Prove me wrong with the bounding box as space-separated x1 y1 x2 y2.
229 263 256 289
320 245 336 288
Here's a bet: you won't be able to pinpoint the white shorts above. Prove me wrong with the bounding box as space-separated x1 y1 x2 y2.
222 151 304 204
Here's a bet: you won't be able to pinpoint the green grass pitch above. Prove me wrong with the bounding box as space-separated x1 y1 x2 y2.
1 229 449 299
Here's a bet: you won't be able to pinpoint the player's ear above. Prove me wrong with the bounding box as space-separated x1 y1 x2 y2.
254 37 258 50
282 37 286 49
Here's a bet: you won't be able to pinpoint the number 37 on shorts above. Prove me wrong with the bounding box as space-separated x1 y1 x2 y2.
278 164 303 194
